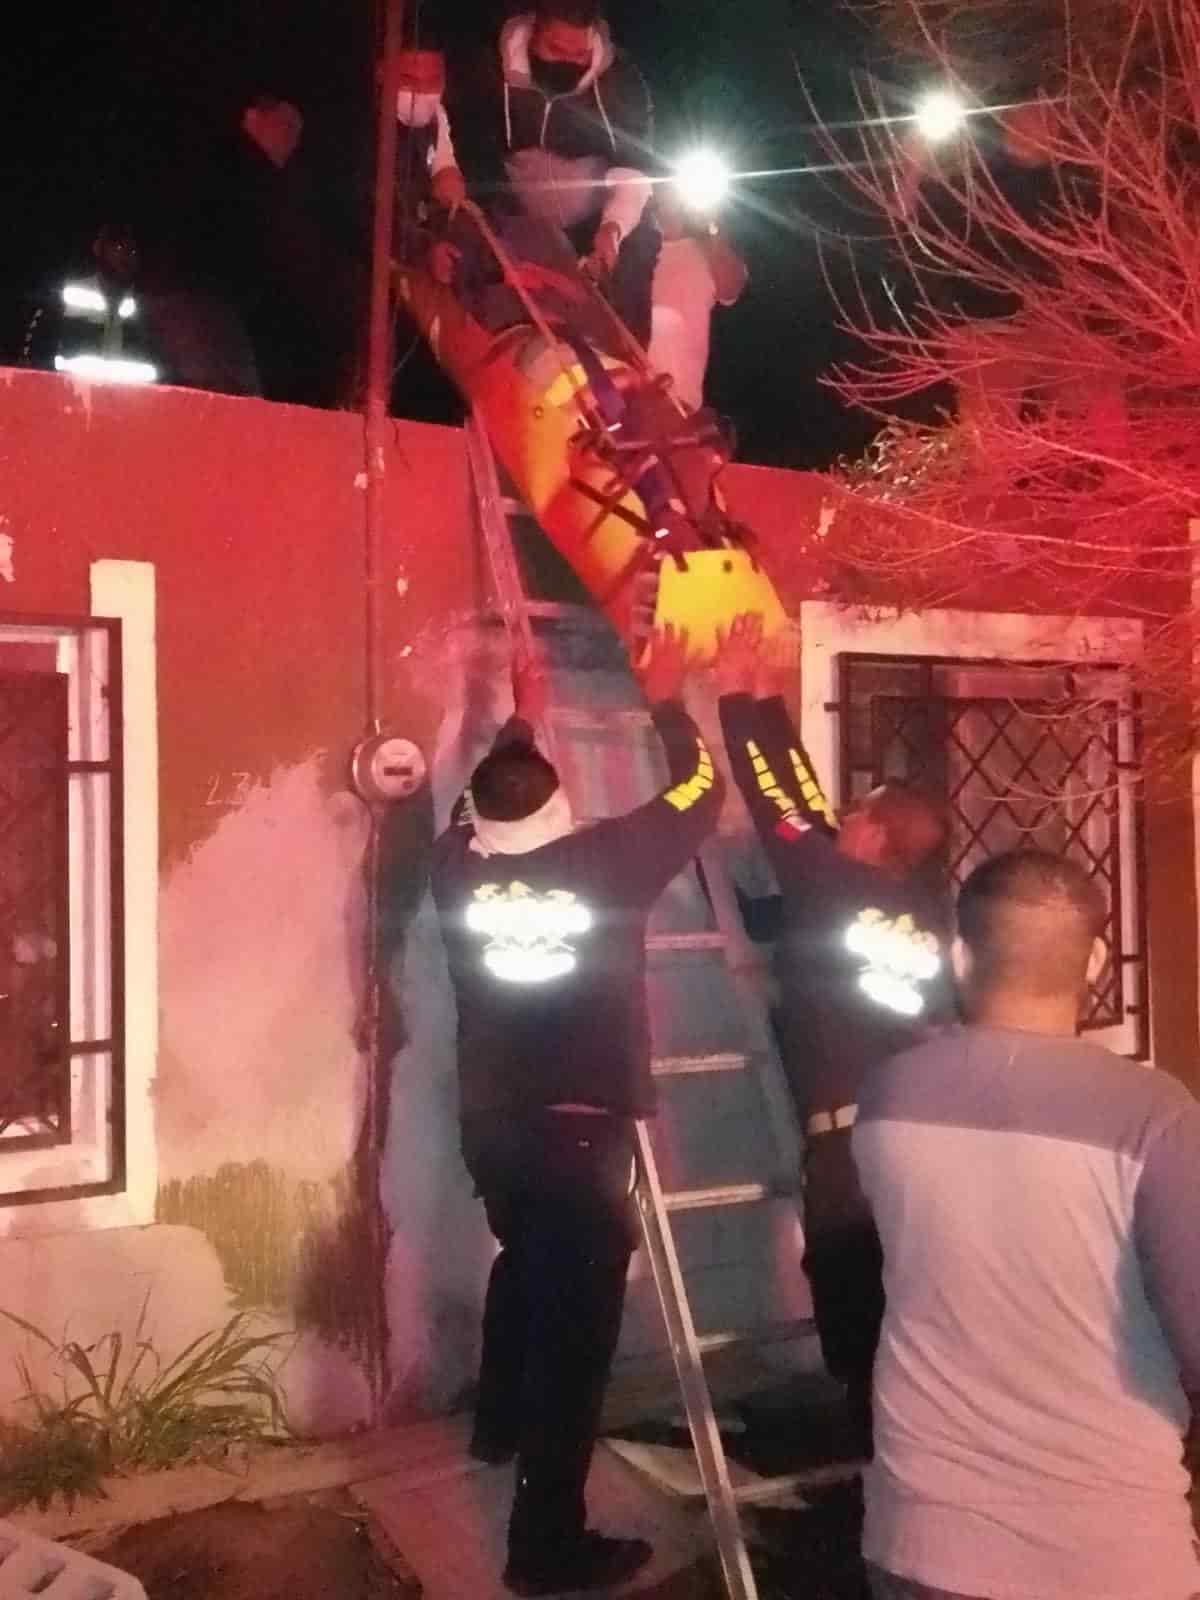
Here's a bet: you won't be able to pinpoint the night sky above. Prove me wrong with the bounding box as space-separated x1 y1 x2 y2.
0 0 925 467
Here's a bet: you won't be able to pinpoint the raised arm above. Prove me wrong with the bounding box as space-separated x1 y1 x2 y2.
598 626 724 901
715 614 836 852
702 228 749 307
590 56 655 274
447 646 548 829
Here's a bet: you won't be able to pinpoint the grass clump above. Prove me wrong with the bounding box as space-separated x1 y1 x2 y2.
0 1299 291 1511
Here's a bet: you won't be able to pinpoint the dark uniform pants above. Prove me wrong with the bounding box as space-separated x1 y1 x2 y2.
461 1110 638 1564
802 1126 884 1456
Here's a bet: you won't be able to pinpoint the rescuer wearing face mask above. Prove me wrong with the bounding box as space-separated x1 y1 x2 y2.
452 0 653 284
392 45 466 216
430 627 723 1596
714 614 950 1461
390 42 470 291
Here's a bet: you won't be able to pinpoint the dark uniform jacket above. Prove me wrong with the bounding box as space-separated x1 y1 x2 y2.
431 702 722 1121
719 693 947 1121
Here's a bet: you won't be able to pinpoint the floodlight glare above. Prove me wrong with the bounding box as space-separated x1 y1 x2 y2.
914 89 968 143
673 149 731 213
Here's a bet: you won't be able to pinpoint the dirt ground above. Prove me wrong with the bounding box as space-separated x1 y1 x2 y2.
84 1490 852 1600
87 1494 419 1600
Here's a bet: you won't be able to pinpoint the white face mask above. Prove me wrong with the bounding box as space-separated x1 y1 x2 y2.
396 90 441 128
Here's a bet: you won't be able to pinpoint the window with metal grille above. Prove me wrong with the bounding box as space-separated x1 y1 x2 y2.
0 619 124 1203
838 654 1147 1057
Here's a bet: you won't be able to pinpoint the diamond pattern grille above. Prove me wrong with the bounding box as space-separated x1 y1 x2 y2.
841 656 1142 1039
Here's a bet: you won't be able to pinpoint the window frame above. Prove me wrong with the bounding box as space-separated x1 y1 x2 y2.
0 613 125 1204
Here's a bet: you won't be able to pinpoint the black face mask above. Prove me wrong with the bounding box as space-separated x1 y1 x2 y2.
531 56 588 96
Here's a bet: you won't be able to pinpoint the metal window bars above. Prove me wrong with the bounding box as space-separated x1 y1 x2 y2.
837 653 1147 1054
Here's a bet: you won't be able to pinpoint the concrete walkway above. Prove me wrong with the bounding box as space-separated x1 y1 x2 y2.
10 1416 717 1598
353 1419 714 1599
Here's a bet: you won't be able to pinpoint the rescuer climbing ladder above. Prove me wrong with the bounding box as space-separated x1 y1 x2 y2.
465 414 849 1600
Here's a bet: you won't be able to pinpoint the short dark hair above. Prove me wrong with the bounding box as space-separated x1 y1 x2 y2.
860 782 947 874
470 746 560 822
957 850 1106 999
535 0 602 26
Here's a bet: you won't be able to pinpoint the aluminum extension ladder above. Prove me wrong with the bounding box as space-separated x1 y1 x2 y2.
465 415 840 1600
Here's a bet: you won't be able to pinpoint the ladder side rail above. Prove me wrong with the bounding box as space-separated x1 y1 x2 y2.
464 414 765 1599
634 1120 759 1600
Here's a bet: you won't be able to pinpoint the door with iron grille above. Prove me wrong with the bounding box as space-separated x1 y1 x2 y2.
838 654 1147 1056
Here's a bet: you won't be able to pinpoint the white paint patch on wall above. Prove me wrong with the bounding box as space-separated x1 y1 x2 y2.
381 622 510 1413
158 759 370 1185
0 1225 235 1414
0 528 14 583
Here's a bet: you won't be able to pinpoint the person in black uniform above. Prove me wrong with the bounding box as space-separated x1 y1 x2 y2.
715 614 949 1458
431 627 723 1598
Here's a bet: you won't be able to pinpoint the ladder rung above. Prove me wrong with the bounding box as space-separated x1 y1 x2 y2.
694 1317 817 1357
524 600 605 623
652 1052 749 1079
731 1460 864 1506
646 931 727 953
662 1181 781 1213
550 705 654 732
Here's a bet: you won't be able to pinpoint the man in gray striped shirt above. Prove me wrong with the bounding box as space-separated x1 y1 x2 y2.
854 850 1200 1600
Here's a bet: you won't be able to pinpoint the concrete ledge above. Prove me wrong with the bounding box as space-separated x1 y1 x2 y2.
7 1418 475 1543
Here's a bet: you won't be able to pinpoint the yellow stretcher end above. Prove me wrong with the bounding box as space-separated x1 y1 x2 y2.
653 548 790 662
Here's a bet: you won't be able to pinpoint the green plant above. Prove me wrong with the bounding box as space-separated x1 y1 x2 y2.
0 1298 292 1511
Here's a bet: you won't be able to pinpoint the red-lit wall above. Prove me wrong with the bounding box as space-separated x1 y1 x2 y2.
0 368 1192 1434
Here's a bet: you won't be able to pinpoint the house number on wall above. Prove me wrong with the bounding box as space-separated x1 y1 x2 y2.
205 772 253 808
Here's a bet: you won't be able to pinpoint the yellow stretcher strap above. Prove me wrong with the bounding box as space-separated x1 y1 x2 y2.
653 548 789 661
543 354 627 410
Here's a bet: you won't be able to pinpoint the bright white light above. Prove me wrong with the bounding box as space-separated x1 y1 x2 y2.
845 914 941 982
914 89 968 144
672 149 731 214
859 970 925 1017
845 907 940 1015
54 354 158 385
484 948 577 983
61 283 108 314
467 883 592 984
118 295 137 320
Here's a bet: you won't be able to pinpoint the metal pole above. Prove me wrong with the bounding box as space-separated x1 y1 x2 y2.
364 0 403 733
359 0 404 1426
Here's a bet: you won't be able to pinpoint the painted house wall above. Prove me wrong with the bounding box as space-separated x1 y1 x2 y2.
0 370 486 1431
0 367 1193 1435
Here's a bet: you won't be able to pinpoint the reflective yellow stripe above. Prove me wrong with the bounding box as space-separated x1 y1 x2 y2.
544 354 625 409
664 738 716 813
746 740 802 828
789 747 837 828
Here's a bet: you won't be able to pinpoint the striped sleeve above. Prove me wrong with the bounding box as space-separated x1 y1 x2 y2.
591 699 723 903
